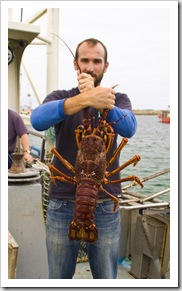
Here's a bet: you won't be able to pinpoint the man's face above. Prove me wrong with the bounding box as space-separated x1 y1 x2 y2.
74 42 109 86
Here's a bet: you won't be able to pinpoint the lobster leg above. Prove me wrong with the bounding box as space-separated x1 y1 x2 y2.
75 126 84 149
50 175 76 186
49 165 76 185
75 108 95 149
104 131 115 154
99 185 119 212
92 108 115 154
106 138 128 168
51 147 75 174
106 155 141 178
104 175 144 188
82 107 92 131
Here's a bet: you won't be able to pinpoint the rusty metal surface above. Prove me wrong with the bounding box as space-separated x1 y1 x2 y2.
8 153 40 182
8 153 25 174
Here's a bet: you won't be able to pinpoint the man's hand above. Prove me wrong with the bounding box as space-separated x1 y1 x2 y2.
64 84 115 116
88 86 116 111
77 71 94 92
23 152 34 164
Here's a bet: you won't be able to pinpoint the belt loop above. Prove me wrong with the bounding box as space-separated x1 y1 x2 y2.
63 200 67 206
96 198 111 204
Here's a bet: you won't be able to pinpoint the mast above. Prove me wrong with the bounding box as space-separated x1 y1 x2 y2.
46 9 59 94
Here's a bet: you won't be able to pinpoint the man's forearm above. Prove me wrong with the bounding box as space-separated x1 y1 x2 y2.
20 134 30 151
63 92 90 115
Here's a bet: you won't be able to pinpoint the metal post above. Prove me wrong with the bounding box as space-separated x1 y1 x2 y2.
46 8 59 94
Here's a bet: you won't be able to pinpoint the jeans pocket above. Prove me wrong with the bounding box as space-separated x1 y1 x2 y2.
100 200 119 214
48 199 64 210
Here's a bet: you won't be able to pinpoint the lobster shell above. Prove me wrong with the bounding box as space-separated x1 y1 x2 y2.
68 134 107 242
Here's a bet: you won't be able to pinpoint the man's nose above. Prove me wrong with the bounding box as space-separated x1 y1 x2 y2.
86 62 94 72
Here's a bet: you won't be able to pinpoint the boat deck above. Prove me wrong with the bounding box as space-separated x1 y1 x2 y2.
73 261 134 279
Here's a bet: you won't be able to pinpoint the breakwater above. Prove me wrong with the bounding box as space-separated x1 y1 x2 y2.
133 109 161 115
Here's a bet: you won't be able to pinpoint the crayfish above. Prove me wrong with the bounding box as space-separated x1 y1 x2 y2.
49 107 143 243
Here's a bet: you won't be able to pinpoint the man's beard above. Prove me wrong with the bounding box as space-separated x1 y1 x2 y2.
85 71 104 87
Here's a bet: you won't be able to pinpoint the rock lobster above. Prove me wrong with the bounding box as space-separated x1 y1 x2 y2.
49 107 144 243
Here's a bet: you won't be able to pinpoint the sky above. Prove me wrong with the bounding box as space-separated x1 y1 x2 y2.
6 1 176 110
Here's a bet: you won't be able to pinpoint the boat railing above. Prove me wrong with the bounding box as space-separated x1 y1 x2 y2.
28 129 47 163
119 169 170 210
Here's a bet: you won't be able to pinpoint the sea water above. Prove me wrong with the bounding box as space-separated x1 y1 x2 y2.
118 115 170 201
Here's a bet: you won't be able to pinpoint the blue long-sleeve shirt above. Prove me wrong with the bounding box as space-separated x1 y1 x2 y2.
31 88 137 137
31 87 137 199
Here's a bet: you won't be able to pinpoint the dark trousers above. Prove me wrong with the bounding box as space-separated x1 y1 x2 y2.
8 153 13 169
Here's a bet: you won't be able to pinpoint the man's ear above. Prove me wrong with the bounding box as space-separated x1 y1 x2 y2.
104 62 109 73
73 59 78 71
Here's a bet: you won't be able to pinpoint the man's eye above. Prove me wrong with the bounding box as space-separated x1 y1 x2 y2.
94 59 102 64
81 59 89 63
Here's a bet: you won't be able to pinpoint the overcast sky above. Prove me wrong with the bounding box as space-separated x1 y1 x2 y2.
7 2 177 111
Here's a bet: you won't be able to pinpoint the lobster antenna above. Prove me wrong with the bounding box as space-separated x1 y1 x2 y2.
51 32 81 72
112 84 119 89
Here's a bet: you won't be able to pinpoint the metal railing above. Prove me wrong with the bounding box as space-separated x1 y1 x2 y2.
28 130 47 162
119 169 170 210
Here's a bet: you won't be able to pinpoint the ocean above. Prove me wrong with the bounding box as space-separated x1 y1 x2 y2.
117 115 170 201
28 115 170 201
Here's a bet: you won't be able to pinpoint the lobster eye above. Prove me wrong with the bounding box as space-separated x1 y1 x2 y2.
77 125 84 130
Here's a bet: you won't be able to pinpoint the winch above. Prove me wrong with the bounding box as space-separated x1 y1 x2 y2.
8 153 41 182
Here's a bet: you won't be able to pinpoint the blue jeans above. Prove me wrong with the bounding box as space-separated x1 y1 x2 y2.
46 199 120 279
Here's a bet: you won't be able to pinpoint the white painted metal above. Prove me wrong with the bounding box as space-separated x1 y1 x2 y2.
24 9 47 24
46 8 59 94
8 21 40 112
8 182 48 279
8 9 60 111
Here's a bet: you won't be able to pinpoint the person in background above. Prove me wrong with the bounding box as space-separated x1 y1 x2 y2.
31 38 137 279
8 108 33 169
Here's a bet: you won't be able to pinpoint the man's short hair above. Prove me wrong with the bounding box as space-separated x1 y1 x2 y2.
75 38 108 63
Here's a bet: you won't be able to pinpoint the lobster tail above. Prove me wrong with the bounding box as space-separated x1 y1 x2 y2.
68 221 98 242
68 180 99 242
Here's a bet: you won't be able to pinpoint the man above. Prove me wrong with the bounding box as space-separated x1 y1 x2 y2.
8 109 33 169
31 38 137 279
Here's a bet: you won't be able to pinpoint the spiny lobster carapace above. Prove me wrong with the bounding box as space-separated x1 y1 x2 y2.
49 108 144 243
